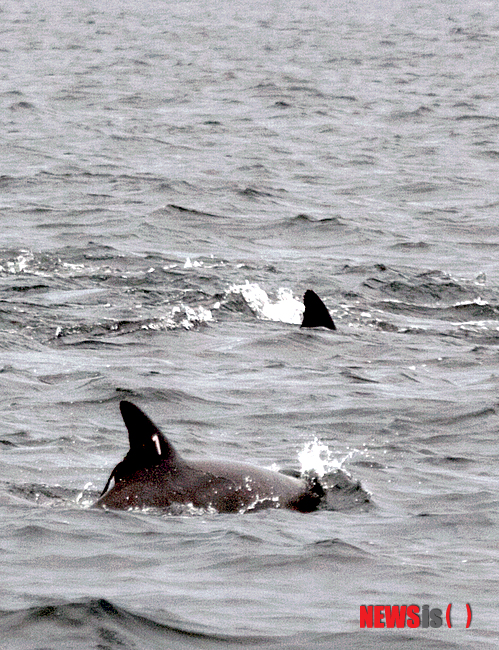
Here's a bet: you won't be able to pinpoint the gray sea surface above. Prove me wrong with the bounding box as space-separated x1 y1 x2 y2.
1 0 499 648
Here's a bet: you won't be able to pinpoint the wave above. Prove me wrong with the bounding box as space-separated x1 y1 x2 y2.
3 245 498 344
0 598 275 650
52 304 215 343
373 298 499 321
356 267 499 338
0 598 468 650
0 248 311 339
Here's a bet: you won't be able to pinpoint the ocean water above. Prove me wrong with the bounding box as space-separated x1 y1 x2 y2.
1 0 499 647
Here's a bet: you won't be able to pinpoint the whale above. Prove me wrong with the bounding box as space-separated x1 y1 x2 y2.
96 401 325 513
301 290 336 330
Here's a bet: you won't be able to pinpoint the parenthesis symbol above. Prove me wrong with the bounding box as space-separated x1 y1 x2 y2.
446 603 452 628
466 603 472 628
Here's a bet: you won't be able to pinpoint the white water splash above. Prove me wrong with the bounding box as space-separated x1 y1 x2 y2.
183 257 204 269
298 438 356 478
143 304 214 331
75 482 97 508
180 304 213 329
0 250 35 274
226 282 304 324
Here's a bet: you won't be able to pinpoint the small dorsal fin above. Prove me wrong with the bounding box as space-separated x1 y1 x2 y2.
100 401 178 495
301 289 336 330
119 401 176 461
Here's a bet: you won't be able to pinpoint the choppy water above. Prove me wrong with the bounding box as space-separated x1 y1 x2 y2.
1 0 499 648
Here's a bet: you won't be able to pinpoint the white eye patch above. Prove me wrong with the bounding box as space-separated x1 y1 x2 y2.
152 434 162 456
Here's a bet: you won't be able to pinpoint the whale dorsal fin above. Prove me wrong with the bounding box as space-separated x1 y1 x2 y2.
119 401 176 462
301 290 336 330
100 401 178 495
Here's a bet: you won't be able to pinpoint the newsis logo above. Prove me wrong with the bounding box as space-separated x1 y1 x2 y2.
360 604 472 629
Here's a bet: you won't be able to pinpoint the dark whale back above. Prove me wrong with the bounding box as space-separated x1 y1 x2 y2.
96 401 323 513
